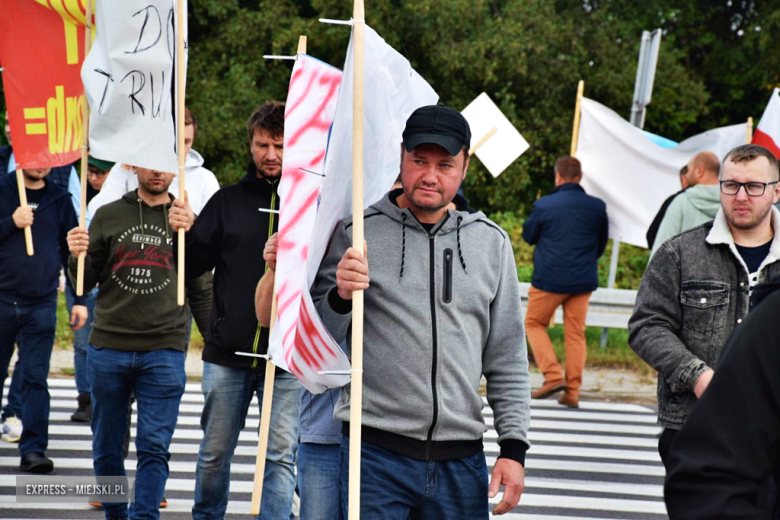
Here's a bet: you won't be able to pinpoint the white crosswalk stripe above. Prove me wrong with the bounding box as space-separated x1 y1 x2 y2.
1 378 668 519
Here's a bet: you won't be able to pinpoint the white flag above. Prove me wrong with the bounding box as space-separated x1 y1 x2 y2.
306 25 439 287
577 97 746 248
82 0 187 174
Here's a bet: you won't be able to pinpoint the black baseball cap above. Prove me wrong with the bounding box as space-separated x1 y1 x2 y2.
402 105 471 157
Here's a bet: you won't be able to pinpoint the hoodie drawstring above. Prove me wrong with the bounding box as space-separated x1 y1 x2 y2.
400 213 407 279
138 198 145 249
137 197 171 248
456 216 467 275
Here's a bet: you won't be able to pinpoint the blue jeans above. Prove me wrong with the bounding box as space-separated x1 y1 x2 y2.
2 360 23 419
66 288 97 395
193 362 302 520
88 346 185 520
0 298 57 455
298 442 342 520
339 438 489 520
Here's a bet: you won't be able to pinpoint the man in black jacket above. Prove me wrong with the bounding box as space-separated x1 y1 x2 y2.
664 277 780 519
175 101 302 519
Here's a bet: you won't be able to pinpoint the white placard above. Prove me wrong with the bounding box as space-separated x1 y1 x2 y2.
461 92 529 177
82 0 187 174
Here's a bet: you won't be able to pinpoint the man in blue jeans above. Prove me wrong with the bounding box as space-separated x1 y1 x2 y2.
67 165 210 520
0 166 87 473
312 106 532 518
171 102 301 519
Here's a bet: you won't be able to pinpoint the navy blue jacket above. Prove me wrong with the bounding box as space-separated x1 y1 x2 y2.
522 183 608 294
0 172 84 305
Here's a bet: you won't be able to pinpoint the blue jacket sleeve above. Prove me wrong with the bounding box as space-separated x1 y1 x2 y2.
521 206 542 245
597 206 609 257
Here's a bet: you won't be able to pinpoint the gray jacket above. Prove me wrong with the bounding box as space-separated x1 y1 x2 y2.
629 207 780 429
312 191 531 462
651 184 721 257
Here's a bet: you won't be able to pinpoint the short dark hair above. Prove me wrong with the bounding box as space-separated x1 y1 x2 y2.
679 165 688 177
185 107 197 136
247 101 285 142
723 144 780 181
555 156 582 181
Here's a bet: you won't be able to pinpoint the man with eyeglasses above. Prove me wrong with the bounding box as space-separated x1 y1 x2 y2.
629 144 780 472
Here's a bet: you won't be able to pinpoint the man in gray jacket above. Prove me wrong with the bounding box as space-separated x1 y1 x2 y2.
313 105 531 518
651 151 721 257
629 144 780 471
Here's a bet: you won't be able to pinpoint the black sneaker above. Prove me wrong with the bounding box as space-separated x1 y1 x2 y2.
20 452 54 474
71 393 92 423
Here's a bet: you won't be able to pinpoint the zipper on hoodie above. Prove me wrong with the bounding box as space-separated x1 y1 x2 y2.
424 231 441 460
443 248 453 304
251 189 277 369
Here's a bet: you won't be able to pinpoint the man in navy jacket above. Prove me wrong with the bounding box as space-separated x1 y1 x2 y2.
522 156 608 407
0 167 87 473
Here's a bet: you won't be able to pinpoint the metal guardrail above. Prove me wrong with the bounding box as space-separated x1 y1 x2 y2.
519 282 637 330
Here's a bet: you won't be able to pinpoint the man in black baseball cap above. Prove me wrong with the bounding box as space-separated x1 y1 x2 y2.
311 104 531 517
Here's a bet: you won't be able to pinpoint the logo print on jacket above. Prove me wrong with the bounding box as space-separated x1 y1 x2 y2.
111 224 173 295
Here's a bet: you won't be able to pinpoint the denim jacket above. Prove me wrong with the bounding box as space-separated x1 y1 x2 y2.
629 207 780 429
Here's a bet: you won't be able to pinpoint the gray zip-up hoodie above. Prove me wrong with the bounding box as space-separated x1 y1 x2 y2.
312 190 531 464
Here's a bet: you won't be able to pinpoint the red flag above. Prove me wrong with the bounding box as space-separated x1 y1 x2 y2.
0 0 91 168
753 88 780 159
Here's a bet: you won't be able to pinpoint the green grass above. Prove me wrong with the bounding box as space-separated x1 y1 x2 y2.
539 325 652 375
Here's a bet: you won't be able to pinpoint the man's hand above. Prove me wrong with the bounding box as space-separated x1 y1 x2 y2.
693 369 715 399
168 192 195 232
488 458 525 515
264 233 278 271
12 206 33 229
336 241 369 300
70 305 88 331
67 227 90 257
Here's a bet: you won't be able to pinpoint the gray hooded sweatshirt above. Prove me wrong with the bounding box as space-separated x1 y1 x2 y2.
651 184 721 257
312 190 531 464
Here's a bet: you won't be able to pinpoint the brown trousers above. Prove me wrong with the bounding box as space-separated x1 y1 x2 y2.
525 286 591 397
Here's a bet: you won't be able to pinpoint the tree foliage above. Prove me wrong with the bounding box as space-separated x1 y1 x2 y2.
2 0 780 215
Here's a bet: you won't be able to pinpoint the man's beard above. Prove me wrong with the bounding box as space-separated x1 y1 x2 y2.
257 164 281 180
140 180 169 195
725 203 773 230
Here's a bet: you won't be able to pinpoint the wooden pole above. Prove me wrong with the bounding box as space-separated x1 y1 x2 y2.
348 1 365 519
469 126 497 156
16 168 33 256
250 282 279 515
250 33 307 516
570 80 584 156
176 0 186 306
76 0 93 296
746 116 753 144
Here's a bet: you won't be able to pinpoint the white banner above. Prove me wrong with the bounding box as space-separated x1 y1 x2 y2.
577 98 746 248
82 0 187 174
306 25 439 287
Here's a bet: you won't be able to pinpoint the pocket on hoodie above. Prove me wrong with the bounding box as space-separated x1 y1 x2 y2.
680 281 730 335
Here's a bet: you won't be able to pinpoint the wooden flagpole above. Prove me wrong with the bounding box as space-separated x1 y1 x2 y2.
469 126 497 156
15 168 33 256
570 80 584 156
176 0 187 306
250 32 308 517
746 116 753 144
348 0 366 518
76 0 93 296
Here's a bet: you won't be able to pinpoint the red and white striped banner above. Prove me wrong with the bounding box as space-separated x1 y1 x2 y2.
269 54 349 394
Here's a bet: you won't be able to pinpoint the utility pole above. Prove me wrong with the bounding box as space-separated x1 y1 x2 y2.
601 29 661 349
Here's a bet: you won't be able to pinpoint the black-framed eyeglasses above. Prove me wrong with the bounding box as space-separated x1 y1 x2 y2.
719 180 779 197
